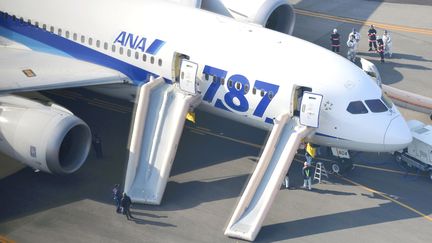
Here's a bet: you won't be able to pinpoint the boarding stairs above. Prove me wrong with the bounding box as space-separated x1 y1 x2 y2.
224 114 314 241
313 162 328 184
123 77 201 205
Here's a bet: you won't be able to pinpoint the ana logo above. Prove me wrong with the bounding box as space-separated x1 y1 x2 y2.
113 31 165 55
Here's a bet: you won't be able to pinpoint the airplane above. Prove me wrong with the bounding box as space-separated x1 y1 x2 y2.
0 0 413 241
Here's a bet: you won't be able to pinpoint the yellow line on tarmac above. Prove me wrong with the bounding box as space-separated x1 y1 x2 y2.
339 176 432 222
295 9 432 35
354 164 421 176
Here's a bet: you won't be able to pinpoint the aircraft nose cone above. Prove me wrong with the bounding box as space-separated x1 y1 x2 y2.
384 115 412 151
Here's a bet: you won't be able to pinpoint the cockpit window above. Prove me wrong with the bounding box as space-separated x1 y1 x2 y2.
381 93 394 109
347 101 368 114
365 99 388 113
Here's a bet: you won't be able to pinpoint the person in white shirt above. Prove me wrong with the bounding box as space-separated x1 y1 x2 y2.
382 30 393 58
346 34 358 62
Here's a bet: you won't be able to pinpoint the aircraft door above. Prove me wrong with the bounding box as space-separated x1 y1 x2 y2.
179 59 198 95
300 92 323 128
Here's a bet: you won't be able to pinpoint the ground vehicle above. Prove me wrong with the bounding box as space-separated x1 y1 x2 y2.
394 120 432 181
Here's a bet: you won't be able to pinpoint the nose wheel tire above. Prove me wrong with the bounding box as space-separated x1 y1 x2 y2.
331 162 341 174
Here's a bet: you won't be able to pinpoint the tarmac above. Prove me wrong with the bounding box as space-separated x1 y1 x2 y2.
1 0 432 242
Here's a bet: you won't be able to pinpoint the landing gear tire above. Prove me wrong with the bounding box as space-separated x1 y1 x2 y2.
331 162 341 174
429 171 432 182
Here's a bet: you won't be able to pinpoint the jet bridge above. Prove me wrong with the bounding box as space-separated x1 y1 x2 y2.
225 115 314 241
124 77 201 205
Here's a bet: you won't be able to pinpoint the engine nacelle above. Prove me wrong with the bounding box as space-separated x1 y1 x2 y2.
0 95 91 175
201 0 296 35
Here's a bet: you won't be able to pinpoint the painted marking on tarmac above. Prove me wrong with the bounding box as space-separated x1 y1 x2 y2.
354 163 421 176
339 176 432 223
187 126 262 149
295 9 432 35
0 235 16 243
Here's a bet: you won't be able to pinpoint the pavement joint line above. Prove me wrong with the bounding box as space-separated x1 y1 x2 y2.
338 176 432 222
295 8 432 35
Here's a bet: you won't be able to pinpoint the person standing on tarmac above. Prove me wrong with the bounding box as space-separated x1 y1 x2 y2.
330 28 340 53
349 28 361 50
346 34 358 62
382 30 393 58
368 25 378 51
112 184 122 213
121 192 133 220
377 36 385 63
301 162 312 190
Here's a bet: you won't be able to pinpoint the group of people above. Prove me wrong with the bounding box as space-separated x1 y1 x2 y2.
331 25 393 63
112 184 133 220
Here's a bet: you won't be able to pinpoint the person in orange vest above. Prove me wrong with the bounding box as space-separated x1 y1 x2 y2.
368 25 378 51
330 28 340 53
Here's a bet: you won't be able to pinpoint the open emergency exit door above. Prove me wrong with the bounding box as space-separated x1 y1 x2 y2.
179 59 198 94
300 92 323 128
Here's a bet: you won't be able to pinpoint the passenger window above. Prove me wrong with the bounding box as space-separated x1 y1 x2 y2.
96 40 101 48
244 84 250 94
228 79 233 88
268 91 274 100
158 59 162 66
19 17 24 24
119 47 124 55
220 78 225 85
35 21 39 28
81 35 85 43
42 24 47 30
65 31 70 38
204 74 209 81
143 54 147 62
150 56 155 64
50 26 54 33
111 44 116 52
347 101 368 114
104 42 108 50
57 28 62 36
73 33 77 41
365 99 388 113
235 82 241 91
88 38 93 46
252 87 256 95
127 49 131 57
260 89 265 97
135 51 139 59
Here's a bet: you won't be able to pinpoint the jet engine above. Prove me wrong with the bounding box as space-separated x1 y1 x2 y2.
0 95 91 175
201 0 296 35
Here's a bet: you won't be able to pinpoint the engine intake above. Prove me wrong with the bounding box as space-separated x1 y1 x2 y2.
0 95 91 175
201 0 296 35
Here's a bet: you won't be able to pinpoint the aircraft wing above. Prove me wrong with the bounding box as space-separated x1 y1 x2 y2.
0 37 128 94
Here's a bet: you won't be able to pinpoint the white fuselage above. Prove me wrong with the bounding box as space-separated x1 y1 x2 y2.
0 0 412 152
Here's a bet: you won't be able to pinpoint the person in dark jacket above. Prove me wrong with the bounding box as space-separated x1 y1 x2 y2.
368 25 378 51
301 162 312 190
377 36 385 63
112 184 122 213
330 28 340 53
121 192 133 220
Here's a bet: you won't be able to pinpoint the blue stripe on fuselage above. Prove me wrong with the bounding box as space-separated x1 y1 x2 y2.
0 11 157 83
